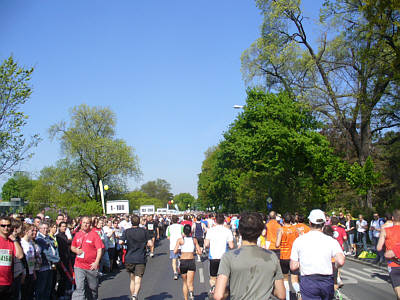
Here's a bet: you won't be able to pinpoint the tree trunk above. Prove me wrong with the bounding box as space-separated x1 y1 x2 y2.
360 106 373 209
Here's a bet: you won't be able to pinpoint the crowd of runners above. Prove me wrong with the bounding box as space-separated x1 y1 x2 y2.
0 208 399 300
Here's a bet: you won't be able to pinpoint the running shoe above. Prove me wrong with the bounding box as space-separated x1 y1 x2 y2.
334 289 343 300
209 285 216 295
189 291 194 300
131 295 137 300
173 272 178 280
197 255 201 262
150 252 154 257
296 291 302 300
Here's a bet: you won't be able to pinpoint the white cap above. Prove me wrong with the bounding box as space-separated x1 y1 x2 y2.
45 216 50 219
308 209 325 224
24 218 33 224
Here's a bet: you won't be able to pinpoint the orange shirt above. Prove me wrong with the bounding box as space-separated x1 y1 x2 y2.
266 219 281 250
385 225 400 267
280 225 298 260
294 223 310 236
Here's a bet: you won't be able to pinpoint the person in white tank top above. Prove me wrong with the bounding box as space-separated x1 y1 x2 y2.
174 224 201 300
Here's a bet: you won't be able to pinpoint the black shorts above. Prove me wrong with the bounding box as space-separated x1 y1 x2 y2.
125 263 146 277
196 237 204 248
280 259 300 275
0 285 12 297
390 267 400 288
209 259 221 277
280 259 290 274
180 259 196 274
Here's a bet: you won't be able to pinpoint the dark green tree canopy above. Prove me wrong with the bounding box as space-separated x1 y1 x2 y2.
140 178 173 207
198 89 342 213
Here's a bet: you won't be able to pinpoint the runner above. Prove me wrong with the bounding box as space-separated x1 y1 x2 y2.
192 215 207 262
214 212 285 300
266 211 282 258
377 209 400 299
294 214 310 236
276 213 300 300
119 215 153 300
290 209 345 300
204 213 234 296
145 215 159 257
331 216 347 290
174 224 201 300
167 215 183 280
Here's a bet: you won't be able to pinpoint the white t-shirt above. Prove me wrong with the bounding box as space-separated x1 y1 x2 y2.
290 230 343 276
356 219 368 233
205 225 233 259
167 223 183 251
119 220 132 230
21 239 36 275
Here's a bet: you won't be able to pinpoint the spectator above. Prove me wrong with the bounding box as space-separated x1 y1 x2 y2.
71 216 104 300
20 223 39 300
0 216 23 298
35 222 60 300
356 214 368 252
56 221 73 299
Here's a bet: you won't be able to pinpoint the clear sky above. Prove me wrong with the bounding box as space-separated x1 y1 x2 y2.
0 0 322 197
0 0 264 196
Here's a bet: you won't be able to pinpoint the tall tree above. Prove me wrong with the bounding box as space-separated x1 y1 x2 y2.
173 193 196 211
198 89 342 213
241 0 400 207
1 171 35 201
0 56 40 175
49 104 141 202
140 178 173 206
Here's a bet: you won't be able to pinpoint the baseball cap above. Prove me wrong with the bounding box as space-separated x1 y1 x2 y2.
308 209 325 224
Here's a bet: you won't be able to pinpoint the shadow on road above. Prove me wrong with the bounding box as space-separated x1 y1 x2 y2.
144 292 173 299
153 253 166 257
102 296 130 300
196 292 210 299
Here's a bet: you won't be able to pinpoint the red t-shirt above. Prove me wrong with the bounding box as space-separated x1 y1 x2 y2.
385 225 400 268
181 220 192 227
72 230 104 270
332 225 347 249
0 236 16 285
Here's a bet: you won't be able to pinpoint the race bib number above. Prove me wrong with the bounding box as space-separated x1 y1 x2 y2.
0 249 12 267
77 251 85 259
148 224 154 231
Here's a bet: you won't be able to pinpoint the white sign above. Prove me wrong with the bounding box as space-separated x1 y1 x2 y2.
106 200 129 214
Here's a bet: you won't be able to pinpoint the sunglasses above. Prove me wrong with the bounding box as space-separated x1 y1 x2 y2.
0 224 11 228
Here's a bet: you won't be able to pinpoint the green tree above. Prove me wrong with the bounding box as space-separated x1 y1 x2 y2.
173 193 196 211
124 190 163 211
198 89 343 213
49 104 141 203
1 171 35 201
0 56 40 175
241 0 400 207
140 179 173 206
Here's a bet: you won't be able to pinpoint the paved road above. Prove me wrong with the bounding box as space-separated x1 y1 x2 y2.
98 238 396 300
340 258 394 300
99 238 210 300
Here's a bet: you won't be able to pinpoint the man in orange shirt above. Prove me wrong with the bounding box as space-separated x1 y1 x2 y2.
276 213 300 299
377 209 400 299
266 211 282 258
294 214 310 236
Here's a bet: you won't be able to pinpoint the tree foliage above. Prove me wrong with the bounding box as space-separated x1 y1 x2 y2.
198 89 343 213
241 0 400 207
123 190 164 211
140 179 173 207
49 104 141 203
1 171 35 201
173 193 196 211
0 56 40 175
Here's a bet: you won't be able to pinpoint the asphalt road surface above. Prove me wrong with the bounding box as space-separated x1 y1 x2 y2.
99 238 396 300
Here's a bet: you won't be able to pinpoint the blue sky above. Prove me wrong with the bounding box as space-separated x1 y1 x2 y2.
0 1 321 197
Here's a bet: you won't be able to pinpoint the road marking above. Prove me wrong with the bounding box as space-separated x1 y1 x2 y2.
199 267 204 283
341 268 388 284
